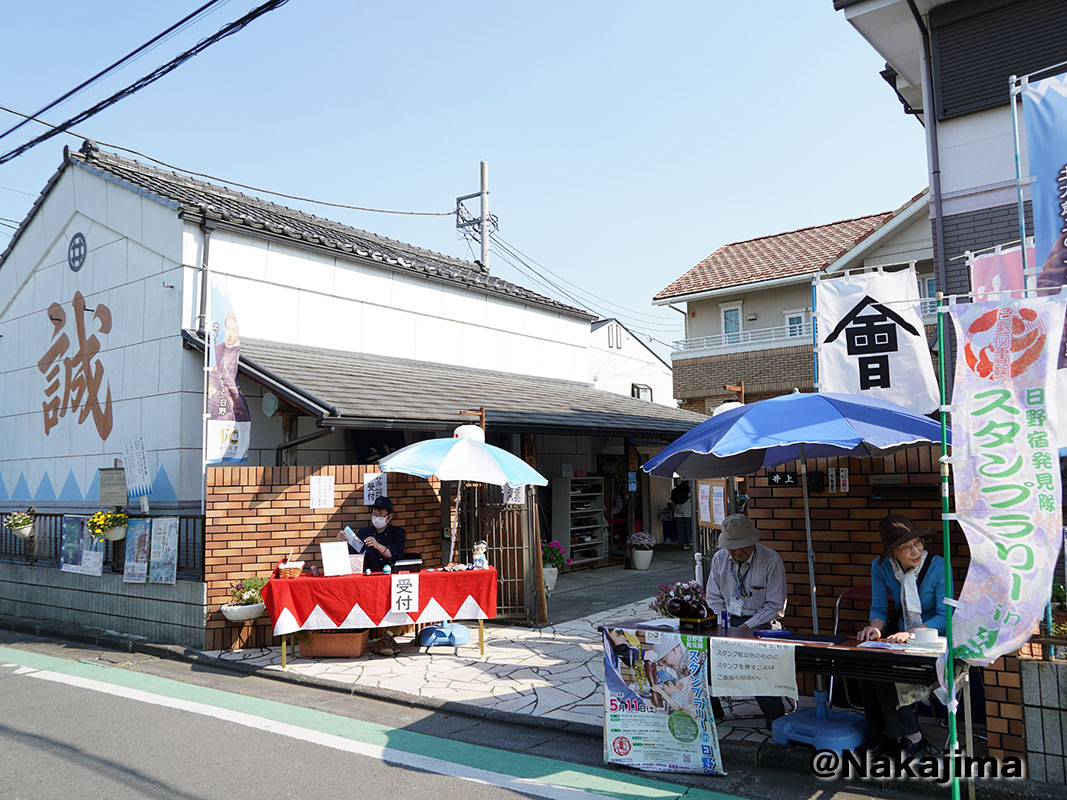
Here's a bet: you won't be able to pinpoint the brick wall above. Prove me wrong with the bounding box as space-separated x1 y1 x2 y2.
747 446 1025 762
204 466 443 650
673 344 815 413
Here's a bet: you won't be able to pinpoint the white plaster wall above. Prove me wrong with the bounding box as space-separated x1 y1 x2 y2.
0 165 186 511
181 227 590 382
589 322 676 406
862 213 934 266
685 283 813 339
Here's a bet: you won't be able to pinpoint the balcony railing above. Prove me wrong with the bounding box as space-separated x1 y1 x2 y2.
674 321 814 353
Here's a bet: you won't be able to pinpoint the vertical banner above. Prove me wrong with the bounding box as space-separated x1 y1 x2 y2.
60 515 103 576
148 516 179 585
123 518 151 583
947 297 1066 668
969 246 1033 301
815 267 939 413
603 626 723 775
1023 75 1067 453
122 436 152 499
206 278 250 463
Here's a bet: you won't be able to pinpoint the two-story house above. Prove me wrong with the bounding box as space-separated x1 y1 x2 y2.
652 191 932 413
589 318 676 407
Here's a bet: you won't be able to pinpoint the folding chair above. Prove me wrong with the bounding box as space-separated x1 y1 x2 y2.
829 585 871 711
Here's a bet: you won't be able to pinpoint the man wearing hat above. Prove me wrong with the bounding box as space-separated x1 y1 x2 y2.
705 513 788 724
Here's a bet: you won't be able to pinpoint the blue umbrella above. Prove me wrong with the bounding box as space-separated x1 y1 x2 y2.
643 390 948 634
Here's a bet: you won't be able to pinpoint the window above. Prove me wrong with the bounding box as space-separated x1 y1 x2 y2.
720 302 742 344
631 384 653 402
783 309 807 337
917 275 937 315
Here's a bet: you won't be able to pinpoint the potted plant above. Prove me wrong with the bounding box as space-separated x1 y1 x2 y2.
87 509 129 542
297 628 369 658
650 579 712 629
4 511 34 540
541 540 570 594
628 531 656 570
221 576 267 622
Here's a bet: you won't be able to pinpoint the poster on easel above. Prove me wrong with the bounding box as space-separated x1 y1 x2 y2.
603 626 724 775
123 518 151 583
60 516 103 576
148 517 179 585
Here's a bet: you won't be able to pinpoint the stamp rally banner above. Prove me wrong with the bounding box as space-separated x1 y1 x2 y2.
948 296 1066 668
602 627 723 775
206 277 250 463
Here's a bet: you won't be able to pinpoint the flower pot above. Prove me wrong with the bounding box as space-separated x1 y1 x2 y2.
221 602 265 622
102 524 127 542
10 524 33 540
543 566 559 593
298 630 369 659
631 548 654 571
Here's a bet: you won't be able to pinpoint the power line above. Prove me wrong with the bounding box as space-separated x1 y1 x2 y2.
0 0 291 167
0 0 229 145
0 102 453 217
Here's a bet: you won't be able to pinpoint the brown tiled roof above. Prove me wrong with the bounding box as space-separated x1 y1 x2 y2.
653 201 917 301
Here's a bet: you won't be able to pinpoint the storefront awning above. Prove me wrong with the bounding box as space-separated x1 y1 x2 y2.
182 331 705 437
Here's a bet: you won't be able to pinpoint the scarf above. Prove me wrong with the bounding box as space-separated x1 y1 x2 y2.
889 550 927 632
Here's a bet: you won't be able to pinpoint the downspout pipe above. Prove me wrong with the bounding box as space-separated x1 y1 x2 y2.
196 209 217 338
276 425 336 466
907 0 951 397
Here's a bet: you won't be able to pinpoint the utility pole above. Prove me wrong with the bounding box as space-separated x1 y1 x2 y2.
456 161 491 269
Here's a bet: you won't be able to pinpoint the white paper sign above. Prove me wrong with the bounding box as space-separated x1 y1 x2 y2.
828 467 837 493
710 638 798 700
390 572 419 615
839 468 850 494
319 541 352 576
711 485 726 525
504 484 525 505
698 484 711 524
310 475 335 509
363 473 387 506
123 436 152 498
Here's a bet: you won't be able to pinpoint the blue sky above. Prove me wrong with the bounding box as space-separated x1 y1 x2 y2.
0 1 928 356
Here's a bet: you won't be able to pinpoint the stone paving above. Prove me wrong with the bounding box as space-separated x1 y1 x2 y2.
202 594 791 741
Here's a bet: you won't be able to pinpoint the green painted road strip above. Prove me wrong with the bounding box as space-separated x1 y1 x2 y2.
0 644 742 800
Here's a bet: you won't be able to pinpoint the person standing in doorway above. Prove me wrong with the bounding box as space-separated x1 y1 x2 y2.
671 481 693 550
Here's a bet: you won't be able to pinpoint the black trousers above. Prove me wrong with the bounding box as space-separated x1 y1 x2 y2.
710 614 786 722
860 679 919 740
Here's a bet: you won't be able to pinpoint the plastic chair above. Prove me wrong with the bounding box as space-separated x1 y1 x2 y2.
829 585 872 711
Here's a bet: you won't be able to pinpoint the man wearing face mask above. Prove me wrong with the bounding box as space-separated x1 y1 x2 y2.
348 496 405 572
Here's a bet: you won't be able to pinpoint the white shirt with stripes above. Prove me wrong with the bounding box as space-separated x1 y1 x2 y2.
705 542 787 629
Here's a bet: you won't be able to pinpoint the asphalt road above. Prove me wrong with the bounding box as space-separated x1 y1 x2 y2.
0 632 1006 800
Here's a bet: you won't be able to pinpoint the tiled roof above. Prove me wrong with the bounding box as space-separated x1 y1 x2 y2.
182 332 706 435
10 140 591 319
653 199 920 301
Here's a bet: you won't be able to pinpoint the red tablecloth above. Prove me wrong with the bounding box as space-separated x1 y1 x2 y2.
263 567 498 636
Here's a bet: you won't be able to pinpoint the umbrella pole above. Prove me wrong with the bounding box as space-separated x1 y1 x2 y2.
798 445 825 700
448 479 464 565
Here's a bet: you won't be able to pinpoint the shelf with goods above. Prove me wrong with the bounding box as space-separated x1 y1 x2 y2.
551 477 608 566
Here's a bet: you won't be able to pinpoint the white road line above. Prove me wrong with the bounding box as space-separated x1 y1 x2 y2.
21 668 635 800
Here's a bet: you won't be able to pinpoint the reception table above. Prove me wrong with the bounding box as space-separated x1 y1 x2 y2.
264 567 497 665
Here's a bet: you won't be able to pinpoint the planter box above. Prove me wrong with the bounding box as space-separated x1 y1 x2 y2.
297 630 368 659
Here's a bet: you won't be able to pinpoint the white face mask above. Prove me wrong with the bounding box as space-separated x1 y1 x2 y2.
371 515 389 530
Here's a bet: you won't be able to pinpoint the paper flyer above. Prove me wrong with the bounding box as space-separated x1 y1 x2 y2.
123 518 151 583
148 517 179 585
602 627 723 775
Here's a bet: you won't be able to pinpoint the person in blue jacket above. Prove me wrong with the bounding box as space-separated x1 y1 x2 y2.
856 514 945 758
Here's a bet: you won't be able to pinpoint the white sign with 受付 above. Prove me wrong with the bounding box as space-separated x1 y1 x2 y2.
309 475 335 509
390 573 419 615
320 541 352 576
710 638 798 699
363 473 387 506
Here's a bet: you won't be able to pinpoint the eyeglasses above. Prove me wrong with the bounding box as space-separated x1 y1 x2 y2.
894 540 924 555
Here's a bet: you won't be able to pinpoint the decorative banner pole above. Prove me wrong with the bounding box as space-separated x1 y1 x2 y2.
936 295 960 800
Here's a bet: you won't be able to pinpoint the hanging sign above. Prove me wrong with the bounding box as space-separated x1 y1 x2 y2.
310 475 335 509
60 516 103 576
503 484 525 505
205 278 251 463
947 297 1066 673
602 627 724 775
363 473 387 506
123 518 152 583
816 267 939 414
709 638 798 700
123 437 152 499
148 517 179 585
